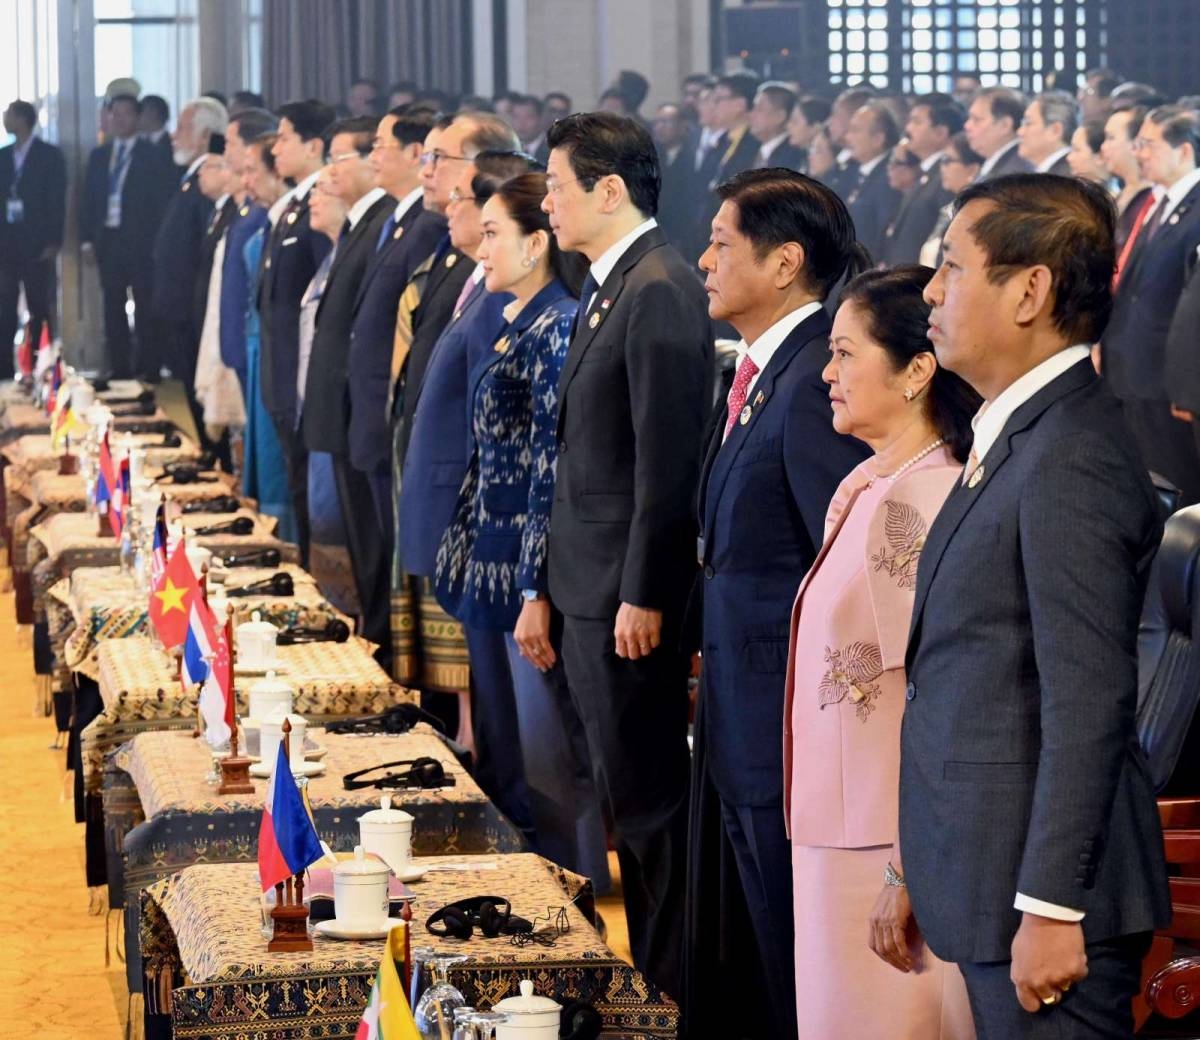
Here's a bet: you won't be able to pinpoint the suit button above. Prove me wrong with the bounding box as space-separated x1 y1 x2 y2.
905 682 916 701
558 441 567 453
703 565 714 579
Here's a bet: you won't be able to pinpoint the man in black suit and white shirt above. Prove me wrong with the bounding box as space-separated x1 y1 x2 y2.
966 87 1033 181
80 94 172 379
1018 91 1077 176
882 93 963 266
542 112 713 1000
747 82 804 170
882 174 1169 1037
0 100 66 378
843 101 902 259
138 94 174 170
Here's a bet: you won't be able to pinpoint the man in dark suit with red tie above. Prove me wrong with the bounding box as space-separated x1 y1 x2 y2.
0 100 66 379
543 112 713 1000
1103 105 1200 504
684 169 869 1039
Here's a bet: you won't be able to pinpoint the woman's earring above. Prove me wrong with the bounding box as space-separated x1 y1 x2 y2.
521 255 537 268
904 387 915 402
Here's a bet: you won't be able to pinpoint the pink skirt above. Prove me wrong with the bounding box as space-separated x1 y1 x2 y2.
792 843 976 1040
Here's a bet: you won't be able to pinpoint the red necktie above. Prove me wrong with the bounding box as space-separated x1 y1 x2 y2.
723 355 760 440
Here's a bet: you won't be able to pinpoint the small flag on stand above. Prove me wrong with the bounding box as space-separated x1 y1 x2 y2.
257 739 325 893
110 457 131 539
355 924 422 1040
45 357 62 415
150 501 169 588
95 432 116 513
148 541 198 649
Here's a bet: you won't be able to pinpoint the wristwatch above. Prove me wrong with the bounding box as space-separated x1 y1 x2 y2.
520 589 545 602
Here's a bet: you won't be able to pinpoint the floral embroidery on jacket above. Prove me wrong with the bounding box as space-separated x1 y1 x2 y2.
818 641 884 721
870 500 928 590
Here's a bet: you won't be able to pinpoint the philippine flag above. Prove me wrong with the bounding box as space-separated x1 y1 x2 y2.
257 739 324 892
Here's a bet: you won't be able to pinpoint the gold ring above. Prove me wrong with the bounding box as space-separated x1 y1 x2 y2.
1041 993 1059 1006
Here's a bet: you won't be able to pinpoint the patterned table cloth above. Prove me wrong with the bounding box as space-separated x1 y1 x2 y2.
0 398 173 441
25 509 297 635
82 636 411 798
108 728 524 993
1 431 202 483
141 857 677 1039
45 563 343 696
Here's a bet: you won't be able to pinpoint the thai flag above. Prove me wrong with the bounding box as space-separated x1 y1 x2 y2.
182 598 216 690
257 739 324 892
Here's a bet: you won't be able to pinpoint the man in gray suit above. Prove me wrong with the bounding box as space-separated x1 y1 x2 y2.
880 174 1169 1037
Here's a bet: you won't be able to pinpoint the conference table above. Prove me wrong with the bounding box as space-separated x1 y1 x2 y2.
109 726 525 993
140 855 678 1040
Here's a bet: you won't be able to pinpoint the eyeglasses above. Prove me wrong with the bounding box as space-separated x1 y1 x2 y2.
448 187 475 204
544 175 583 196
328 150 365 165
420 149 469 168
371 137 400 152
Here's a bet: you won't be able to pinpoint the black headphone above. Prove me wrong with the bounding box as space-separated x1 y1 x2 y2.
181 494 240 515
219 547 281 568
194 515 255 536
425 897 532 940
342 756 456 790
155 464 218 485
224 571 294 597
276 618 351 644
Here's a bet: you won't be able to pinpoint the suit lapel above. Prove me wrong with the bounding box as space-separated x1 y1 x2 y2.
700 310 831 554
906 359 1096 654
357 198 422 305
557 227 666 418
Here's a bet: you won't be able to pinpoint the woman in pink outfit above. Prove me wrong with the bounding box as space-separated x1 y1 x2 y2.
784 266 981 1039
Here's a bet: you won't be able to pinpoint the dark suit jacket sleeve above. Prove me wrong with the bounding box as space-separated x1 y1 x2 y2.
46 144 67 249
1015 431 1154 908
784 367 866 549
1166 260 1200 413
619 279 710 609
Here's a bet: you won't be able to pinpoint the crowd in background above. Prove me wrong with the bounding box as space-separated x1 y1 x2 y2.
2 58 1199 1040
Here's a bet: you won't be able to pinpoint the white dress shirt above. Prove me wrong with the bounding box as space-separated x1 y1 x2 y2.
920 150 945 174
978 138 1021 180
723 301 823 442
392 184 423 224
346 186 387 230
855 151 887 180
276 168 321 215
757 132 789 165
583 217 658 311
1035 146 1071 174
1159 167 1200 225
965 342 1092 923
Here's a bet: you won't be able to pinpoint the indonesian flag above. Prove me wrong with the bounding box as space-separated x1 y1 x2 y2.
257 739 324 892
355 925 421 1040
148 541 198 649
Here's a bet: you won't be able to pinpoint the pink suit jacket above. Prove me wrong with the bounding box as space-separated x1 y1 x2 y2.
783 449 959 848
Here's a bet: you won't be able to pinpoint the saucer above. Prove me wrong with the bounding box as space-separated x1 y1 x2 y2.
249 759 325 779
235 661 287 676
314 917 406 941
392 864 427 883
247 742 326 764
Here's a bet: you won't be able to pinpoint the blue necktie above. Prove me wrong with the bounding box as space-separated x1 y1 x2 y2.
376 213 397 253
108 141 127 194
573 272 599 338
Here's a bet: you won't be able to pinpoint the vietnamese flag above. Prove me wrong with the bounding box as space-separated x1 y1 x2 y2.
148 541 199 649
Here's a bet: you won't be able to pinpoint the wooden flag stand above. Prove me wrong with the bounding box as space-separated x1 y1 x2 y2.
218 605 254 795
97 506 114 538
58 434 78 475
266 716 312 952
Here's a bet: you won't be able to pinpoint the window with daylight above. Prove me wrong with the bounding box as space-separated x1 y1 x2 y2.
827 0 1102 95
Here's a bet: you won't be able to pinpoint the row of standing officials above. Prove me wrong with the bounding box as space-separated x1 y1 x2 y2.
0 88 1189 1039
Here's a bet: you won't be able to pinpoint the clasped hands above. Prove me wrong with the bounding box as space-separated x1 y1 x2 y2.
870 892 1088 1013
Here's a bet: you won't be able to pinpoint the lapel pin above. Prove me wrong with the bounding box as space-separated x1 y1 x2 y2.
445 253 458 268
739 404 753 426
601 298 612 310
494 336 510 354
182 181 191 192
393 226 405 239
588 312 601 329
968 465 985 488
239 204 250 217
286 211 298 225
1169 213 1181 226
753 390 764 407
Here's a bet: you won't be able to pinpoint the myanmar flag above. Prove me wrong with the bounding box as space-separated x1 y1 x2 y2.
356 925 421 1040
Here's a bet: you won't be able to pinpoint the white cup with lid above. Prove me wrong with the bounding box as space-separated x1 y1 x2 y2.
494 979 562 1040
332 845 391 928
248 670 293 723
236 610 279 671
358 795 414 874
259 710 307 767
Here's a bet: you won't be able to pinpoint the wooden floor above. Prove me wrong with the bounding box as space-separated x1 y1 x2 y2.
0 570 630 1037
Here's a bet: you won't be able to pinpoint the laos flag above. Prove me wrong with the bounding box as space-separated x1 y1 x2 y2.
257 740 324 892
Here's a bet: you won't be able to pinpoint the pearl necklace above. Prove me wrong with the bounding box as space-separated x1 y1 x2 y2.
866 438 945 488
